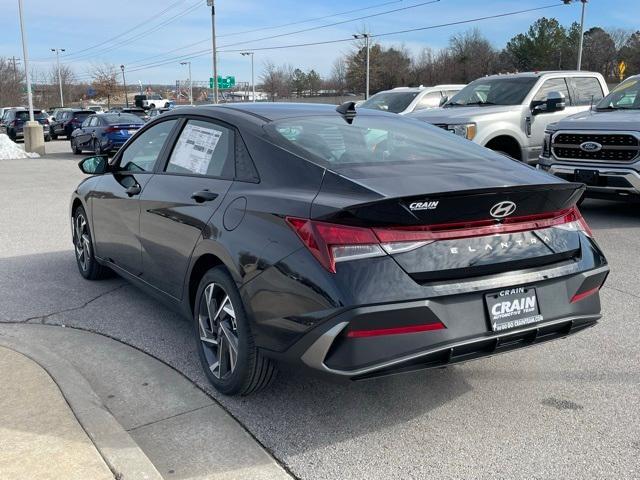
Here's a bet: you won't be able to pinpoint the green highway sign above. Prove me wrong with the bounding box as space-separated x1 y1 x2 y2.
209 75 236 89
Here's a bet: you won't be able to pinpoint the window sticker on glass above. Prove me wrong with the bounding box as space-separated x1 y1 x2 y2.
171 124 222 175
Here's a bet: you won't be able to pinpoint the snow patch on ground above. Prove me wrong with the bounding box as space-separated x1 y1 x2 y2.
0 134 40 159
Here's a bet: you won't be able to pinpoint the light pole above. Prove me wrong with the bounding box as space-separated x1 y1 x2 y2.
353 33 370 99
240 52 255 102
51 48 65 107
207 0 218 104
18 0 34 122
564 0 588 71
120 65 129 108
180 61 193 105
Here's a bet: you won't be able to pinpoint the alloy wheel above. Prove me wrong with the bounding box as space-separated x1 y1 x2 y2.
198 283 239 379
74 214 91 272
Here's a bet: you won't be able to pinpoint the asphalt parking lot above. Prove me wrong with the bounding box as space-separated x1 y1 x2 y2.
1 140 639 480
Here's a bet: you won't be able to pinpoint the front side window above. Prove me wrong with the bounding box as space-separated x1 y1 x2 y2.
359 92 420 113
597 77 640 109
446 77 538 106
165 120 234 178
533 78 571 104
118 119 177 172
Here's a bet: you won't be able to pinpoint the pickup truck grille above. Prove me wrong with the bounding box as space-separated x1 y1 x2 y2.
552 132 639 162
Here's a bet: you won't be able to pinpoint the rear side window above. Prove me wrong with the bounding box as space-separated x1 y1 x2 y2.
414 91 442 111
532 78 571 104
165 120 234 178
569 77 604 106
119 119 178 172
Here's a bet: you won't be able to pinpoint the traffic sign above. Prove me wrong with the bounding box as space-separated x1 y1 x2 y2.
209 76 236 90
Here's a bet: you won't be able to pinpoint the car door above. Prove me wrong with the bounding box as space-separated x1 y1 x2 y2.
138 118 236 299
76 116 95 147
527 77 581 161
91 119 179 275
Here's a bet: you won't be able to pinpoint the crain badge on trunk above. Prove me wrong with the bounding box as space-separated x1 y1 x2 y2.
409 200 439 211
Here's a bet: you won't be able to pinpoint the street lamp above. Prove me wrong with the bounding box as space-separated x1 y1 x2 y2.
563 0 588 71
120 65 129 108
353 33 370 99
207 0 219 104
180 61 193 105
240 52 255 102
51 47 65 107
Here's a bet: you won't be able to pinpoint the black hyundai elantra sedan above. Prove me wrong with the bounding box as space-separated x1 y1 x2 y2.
70 103 608 395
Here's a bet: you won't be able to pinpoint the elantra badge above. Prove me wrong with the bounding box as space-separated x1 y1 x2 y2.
490 201 517 218
579 141 602 152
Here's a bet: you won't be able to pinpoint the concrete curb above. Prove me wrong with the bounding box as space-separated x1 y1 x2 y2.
0 331 163 480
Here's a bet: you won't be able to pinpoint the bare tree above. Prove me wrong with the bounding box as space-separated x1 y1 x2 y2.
49 63 77 106
608 28 634 52
0 57 24 106
330 57 348 95
259 61 294 101
90 63 119 108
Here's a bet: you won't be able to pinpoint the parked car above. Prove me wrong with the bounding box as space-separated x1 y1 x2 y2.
145 107 170 121
135 93 171 109
86 105 106 114
0 106 24 121
70 113 145 155
409 71 608 163
121 107 147 119
70 103 608 395
0 108 51 142
359 84 465 114
51 109 95 139
538 74 640 200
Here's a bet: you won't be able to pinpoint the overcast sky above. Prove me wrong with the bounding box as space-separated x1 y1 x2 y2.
1 0 638 86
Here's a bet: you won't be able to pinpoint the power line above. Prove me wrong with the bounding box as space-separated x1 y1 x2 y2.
112 2 564 75
117 0 406 69
60 0 191 60
98 0 441 74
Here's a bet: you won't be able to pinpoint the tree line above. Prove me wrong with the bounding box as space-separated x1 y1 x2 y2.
1 17 639 106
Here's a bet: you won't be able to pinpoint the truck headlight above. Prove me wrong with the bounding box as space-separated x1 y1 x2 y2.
447 123 477 140
542 130 552 157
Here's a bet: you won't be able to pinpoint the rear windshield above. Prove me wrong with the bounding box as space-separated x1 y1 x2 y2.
15 110 45 120
446 77 538 106
265 114 490 168
104 113 144 124
359 91 419 113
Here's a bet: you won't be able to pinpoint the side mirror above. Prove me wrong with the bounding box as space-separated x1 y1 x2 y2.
78 155 109 175
439 96 449 107
532 91 566 115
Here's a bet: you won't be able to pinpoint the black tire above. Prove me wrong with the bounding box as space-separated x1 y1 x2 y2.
45 134 51 142
71 138 82 155
51 128 58 140
8 130 16 142
193 267 277 396
72 206 110 280
93 139 102 155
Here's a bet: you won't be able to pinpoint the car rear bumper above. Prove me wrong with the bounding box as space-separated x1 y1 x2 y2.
267 264 608 379
538 158 640 196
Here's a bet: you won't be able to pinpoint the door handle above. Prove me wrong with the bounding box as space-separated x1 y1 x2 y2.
125 185 141 196
191 190 218 203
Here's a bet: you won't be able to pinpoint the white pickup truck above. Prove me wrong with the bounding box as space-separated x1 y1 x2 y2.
409 71 609 164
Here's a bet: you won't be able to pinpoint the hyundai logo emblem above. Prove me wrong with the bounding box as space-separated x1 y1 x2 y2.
490 201 517 218
579 141 602 152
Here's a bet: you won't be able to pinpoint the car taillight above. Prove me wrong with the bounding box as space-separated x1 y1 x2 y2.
286 206 592 273
105 126 119 133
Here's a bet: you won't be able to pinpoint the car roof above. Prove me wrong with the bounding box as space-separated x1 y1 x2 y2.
481 71 603 80
213 102 390 122
388 84 466 92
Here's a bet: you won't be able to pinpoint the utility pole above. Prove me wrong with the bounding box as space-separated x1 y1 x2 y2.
120 65 129 107
240 52 255 102
563 0 588 71
180 61 193 105
10 56 20 83
51 48 65 107
207 0 218 104
353 33 370 99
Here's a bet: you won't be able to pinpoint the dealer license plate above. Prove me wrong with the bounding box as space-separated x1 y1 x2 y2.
485 287 542 332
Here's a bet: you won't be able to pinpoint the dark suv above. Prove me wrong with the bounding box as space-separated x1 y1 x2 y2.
0 108 51 142
50 109 94 139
